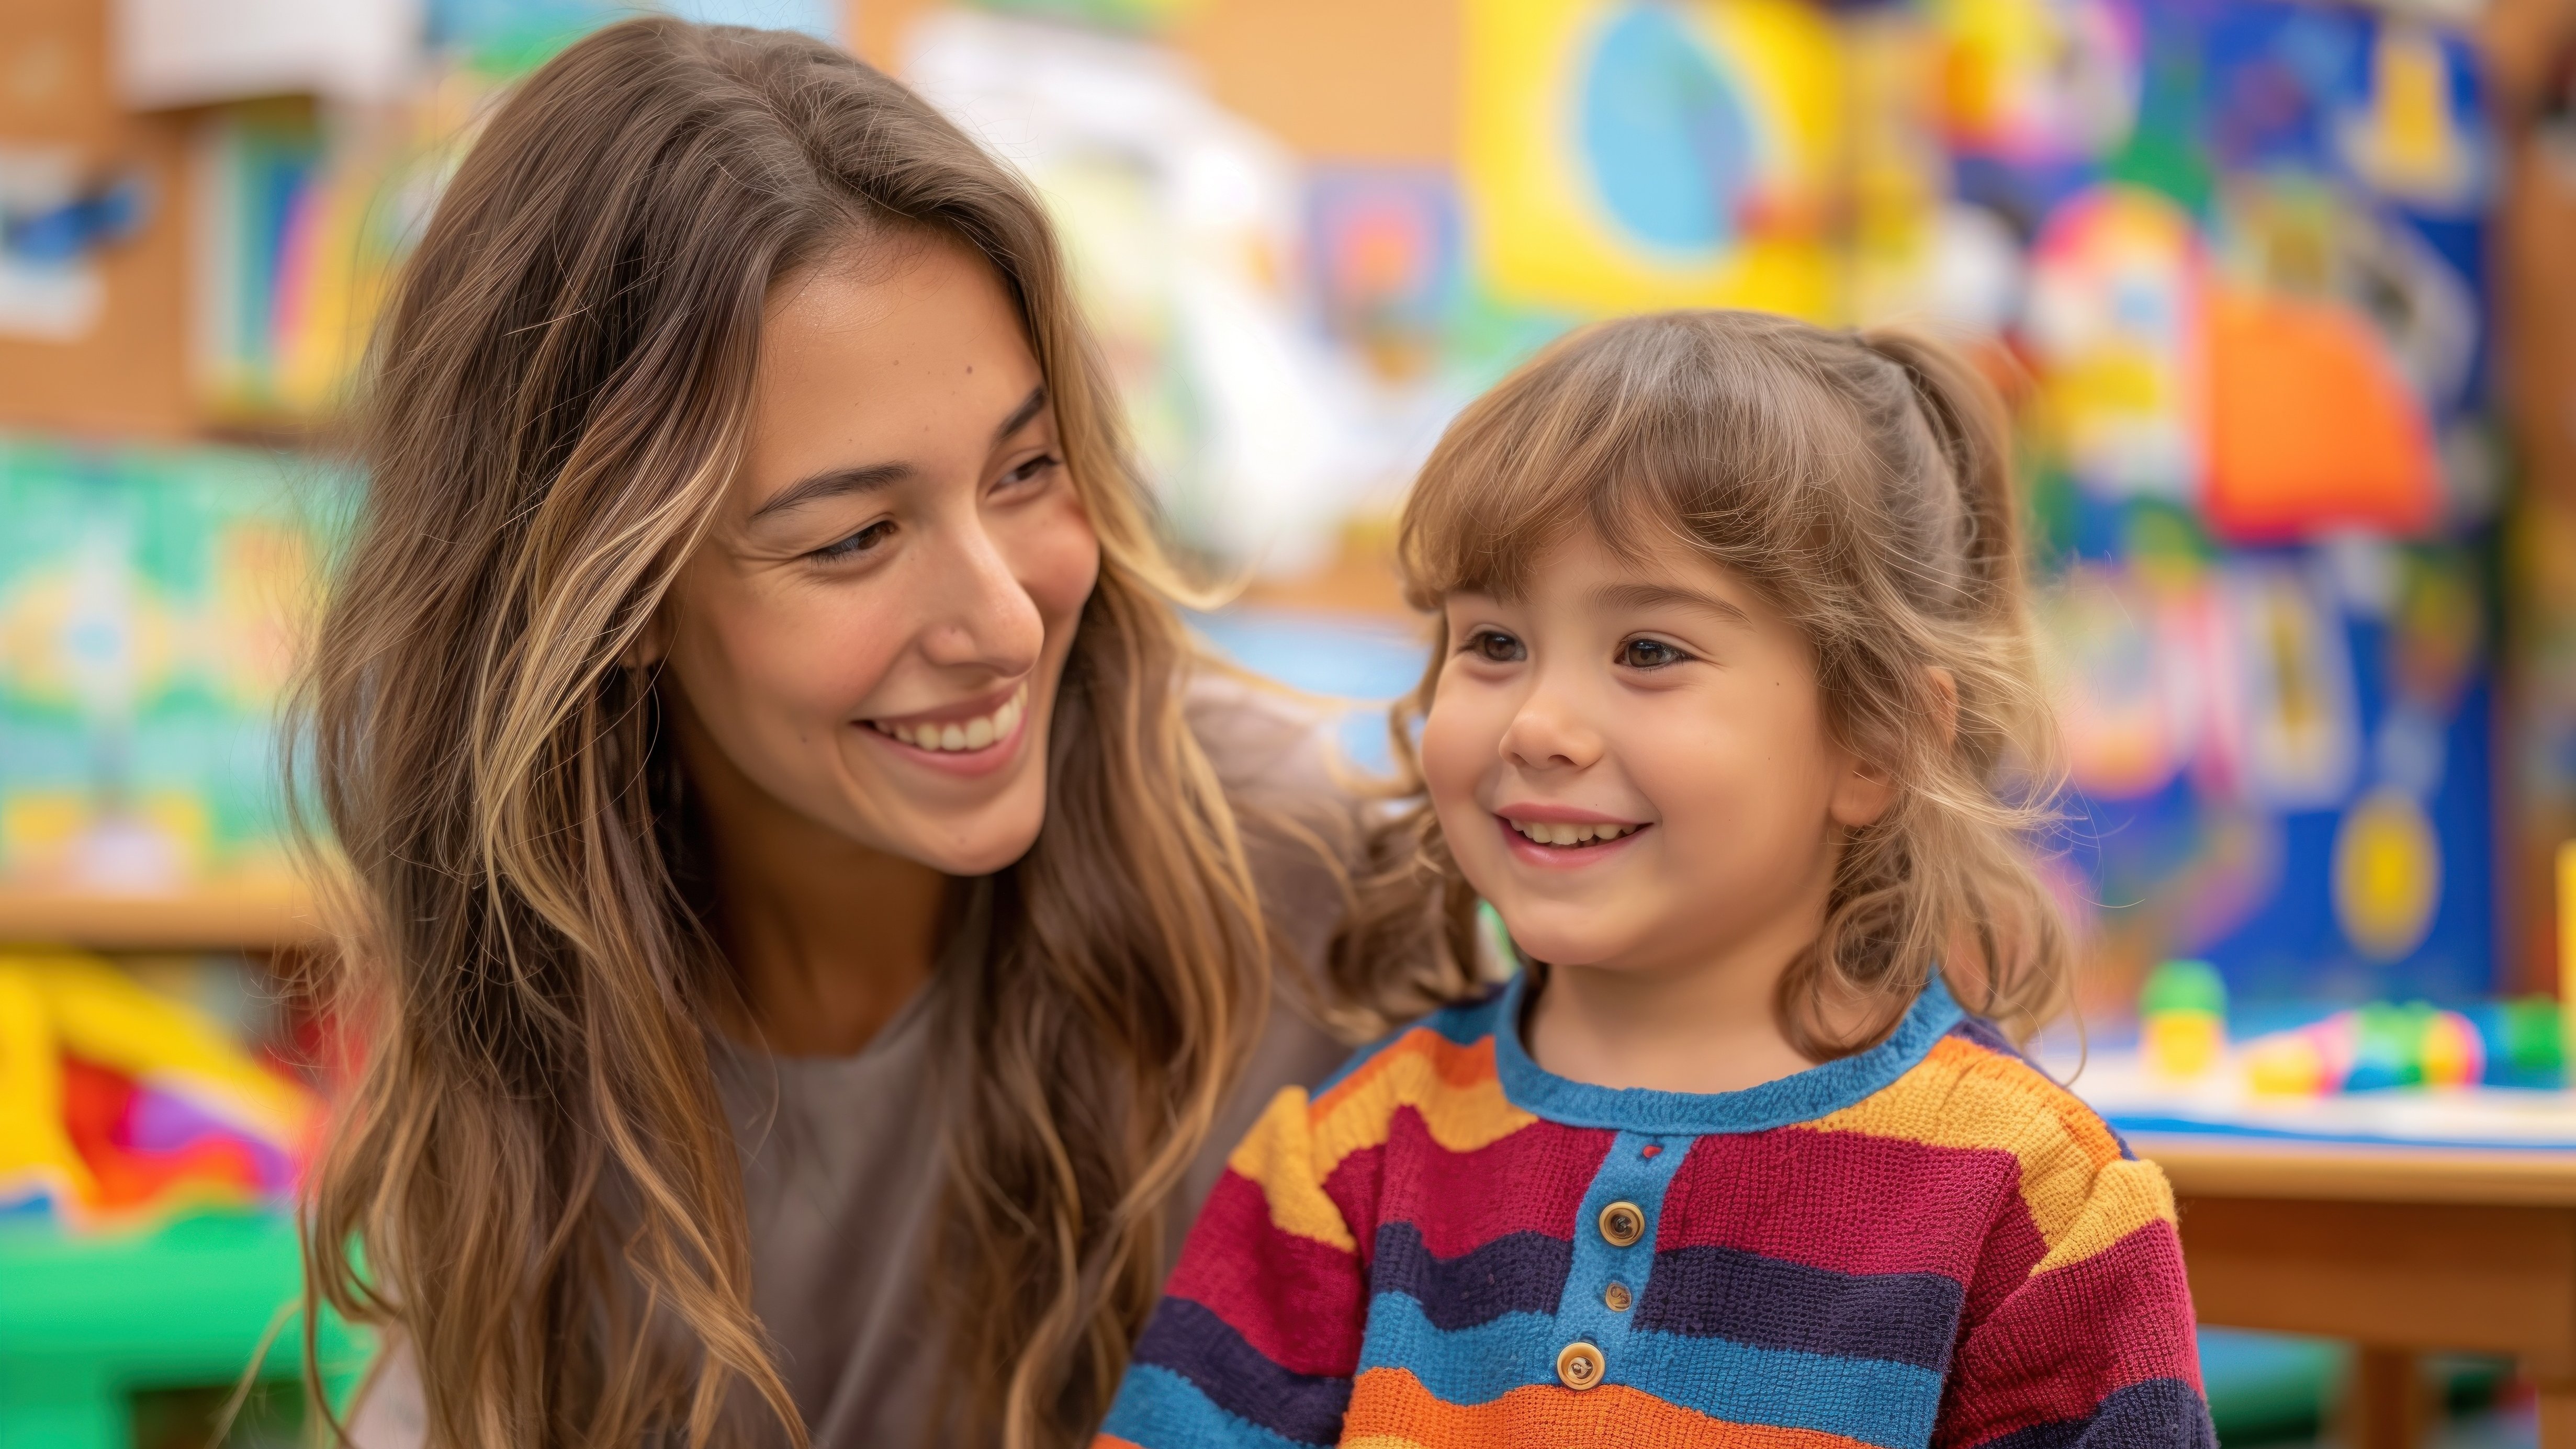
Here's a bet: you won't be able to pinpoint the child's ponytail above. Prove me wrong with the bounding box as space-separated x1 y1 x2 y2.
1859 330 2020 615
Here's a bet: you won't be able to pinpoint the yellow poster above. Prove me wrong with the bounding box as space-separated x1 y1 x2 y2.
1461 0 1843 319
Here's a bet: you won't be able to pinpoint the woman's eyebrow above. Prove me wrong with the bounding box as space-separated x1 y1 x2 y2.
750 460 914 521
992 384 1047 443
1592 580 1753 626
751 386 1048 522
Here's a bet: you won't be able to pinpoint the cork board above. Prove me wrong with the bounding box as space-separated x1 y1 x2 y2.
0 0 196 440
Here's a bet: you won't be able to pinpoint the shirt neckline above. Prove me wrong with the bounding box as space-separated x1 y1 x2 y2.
1489 970 1964 1136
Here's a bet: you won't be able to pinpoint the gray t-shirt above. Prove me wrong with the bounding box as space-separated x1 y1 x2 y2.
351 678 1363 1449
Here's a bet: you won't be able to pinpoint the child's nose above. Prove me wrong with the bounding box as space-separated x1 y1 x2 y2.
1500 691 1604 771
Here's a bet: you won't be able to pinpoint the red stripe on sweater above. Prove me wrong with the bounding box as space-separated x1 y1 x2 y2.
1658 1126 2026 1280
1935 1219 2202 1449
1164 1170 1368 1377
1324 1108 1615 1262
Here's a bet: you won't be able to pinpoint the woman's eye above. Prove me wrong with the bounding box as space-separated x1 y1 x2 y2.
1617 637 1689 670
1464 629 1526 663
812 520 894 562
998 453 1060 490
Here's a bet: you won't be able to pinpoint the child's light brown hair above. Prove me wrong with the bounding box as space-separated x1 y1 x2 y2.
1357 309 2069 1057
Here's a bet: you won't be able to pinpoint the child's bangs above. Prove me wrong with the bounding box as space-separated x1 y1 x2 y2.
1401 379 1731 608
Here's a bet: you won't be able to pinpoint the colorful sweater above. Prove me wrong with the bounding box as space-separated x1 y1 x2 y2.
1097 977 2211 1449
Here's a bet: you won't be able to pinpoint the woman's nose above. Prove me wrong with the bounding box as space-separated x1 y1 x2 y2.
917 519 1044 677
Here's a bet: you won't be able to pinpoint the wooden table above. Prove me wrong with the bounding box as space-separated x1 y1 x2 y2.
2142 1133 2576 1449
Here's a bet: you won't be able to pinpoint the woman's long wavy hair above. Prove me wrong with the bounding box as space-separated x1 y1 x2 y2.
292 20 1280 1447
1365 311 2071 1056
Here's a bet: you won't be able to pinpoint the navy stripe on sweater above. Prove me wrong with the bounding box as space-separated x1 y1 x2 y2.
1634 1242 1966 1372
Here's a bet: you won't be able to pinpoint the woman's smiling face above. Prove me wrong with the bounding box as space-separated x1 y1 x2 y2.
1418 528 1893 977
647 234 1100 876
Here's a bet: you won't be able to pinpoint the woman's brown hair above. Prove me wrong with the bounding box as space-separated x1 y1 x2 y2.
1375 309 2068 1056
292 19 1285 1447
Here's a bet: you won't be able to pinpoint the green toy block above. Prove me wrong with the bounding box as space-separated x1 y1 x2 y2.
0 1212 367 1449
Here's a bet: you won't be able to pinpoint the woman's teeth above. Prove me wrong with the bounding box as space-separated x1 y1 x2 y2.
875 687 1026 752
1508 819 1639 847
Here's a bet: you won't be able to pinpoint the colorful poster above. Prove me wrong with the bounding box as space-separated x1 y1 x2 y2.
1461 0 1842 318
2003 2 2501 1006
0 439 335 896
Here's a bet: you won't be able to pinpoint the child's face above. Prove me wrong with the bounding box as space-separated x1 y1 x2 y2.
1421 528 1894 979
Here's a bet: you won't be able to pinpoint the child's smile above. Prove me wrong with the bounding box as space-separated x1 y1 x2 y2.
1497 808 1649 864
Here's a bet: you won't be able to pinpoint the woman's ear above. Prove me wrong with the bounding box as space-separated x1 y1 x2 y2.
623 605 671 670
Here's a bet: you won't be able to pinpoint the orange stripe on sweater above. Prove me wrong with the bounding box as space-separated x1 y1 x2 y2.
1341 1365 1883 1449
1307 1029 1534 1176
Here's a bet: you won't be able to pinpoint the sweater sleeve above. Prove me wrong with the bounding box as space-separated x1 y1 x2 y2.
1096 1085 1370 1449
1934 1152 2215 1449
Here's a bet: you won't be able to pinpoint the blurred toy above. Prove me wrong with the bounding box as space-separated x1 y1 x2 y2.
0 953 314 1229
2239 999 2563 1096
2140 958 2227 1079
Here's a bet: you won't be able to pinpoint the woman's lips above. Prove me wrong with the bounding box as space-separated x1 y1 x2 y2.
860 683 1031 777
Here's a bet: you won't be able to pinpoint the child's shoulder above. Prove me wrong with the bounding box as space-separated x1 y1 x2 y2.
1835 1011 2169 1221
1309 984 1513 1100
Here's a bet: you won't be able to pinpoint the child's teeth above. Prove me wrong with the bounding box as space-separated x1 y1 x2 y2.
1512 819 1636 845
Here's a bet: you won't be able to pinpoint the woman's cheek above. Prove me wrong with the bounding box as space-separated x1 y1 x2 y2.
1015 492 1101 628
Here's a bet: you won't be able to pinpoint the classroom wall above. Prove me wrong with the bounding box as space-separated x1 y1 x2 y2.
851 0 1459 164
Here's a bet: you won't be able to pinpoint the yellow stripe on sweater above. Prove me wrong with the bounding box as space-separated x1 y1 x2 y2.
1809 1035 2170 1271
1225 1086 1358 1252
1224 1029 1538 1253
1310 1029 1535 1178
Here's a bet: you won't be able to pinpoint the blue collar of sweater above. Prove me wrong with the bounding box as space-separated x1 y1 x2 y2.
1489 970 1965 1136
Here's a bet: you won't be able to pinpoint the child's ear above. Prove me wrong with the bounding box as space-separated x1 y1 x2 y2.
1830 667 1954 830
1926 666 1959 745
1830 754 1896 829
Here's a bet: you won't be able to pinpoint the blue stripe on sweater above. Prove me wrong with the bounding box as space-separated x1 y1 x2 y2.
1099 1363 1331 1449
1357 1293 1945 1447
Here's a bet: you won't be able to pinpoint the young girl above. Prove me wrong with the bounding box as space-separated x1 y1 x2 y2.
1095 311 2209 1449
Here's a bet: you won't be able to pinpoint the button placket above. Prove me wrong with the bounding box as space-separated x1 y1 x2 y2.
1553 1130 1689 1394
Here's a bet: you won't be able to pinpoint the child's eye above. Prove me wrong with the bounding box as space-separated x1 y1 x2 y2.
1616 637 1690 670
811 519 894 562
1461 628 1526 663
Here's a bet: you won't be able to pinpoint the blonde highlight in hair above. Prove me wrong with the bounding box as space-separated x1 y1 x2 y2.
1383 310 2069 1056
293 20 1269 1447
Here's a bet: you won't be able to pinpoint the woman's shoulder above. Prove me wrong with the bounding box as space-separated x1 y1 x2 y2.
1182 665 1367 806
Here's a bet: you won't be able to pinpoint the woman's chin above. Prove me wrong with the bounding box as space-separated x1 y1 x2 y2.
879 797 1049 878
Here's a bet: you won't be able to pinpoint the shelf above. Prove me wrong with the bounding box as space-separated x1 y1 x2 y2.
0 883 323 952
2137 1133 2576 1207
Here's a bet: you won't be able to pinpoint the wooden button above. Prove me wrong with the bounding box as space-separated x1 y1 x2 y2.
1598 1200 1645 1247
1556 1340 1605 1391
1604 1281 1633 1311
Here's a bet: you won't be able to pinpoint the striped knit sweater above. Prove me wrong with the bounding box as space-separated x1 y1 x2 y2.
1097 976 2211 1449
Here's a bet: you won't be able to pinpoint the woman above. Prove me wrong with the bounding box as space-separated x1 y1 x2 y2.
294 19 1462 1448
